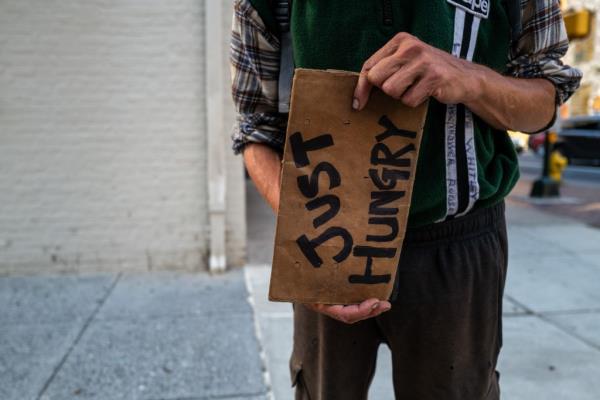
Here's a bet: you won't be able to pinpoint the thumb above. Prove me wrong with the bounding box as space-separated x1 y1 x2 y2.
353 71 373 111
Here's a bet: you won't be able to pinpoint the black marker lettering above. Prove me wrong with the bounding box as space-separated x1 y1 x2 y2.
368 168 410 190
370 143 415 167
297 162 341 198
366 217 399 242
369 191 406 215
296 227 353 268
348 245 395 284
376 115 417 142
290 132 334 168
305 195 341 229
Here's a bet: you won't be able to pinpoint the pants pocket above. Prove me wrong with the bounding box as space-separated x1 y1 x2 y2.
290 363 313 400
290 361 302 387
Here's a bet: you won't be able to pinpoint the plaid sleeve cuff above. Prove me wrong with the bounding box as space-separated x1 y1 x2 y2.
232 112 288 154
507 0 582 106
508 54 583 105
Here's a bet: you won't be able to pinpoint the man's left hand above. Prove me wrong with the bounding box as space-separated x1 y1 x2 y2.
353 32 482 110
305 298 392 324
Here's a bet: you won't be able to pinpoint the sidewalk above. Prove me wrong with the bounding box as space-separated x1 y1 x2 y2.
245 182 600 400
0 270 268 400
510 169 600 229
1 182 599 400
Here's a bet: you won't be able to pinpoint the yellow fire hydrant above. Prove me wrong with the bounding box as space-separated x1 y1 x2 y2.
549 148 568 182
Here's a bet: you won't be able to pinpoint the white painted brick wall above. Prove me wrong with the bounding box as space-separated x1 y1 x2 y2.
0 1 215 273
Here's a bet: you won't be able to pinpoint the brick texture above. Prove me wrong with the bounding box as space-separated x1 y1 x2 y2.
0 1 216 273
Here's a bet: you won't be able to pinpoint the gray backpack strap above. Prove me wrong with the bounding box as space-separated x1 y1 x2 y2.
273 0 294 113
506 0 522 42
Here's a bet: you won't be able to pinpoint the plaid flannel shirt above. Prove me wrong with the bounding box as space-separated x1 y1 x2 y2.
230 0 582 154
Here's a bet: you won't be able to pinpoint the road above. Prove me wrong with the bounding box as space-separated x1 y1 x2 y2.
518 152 600 188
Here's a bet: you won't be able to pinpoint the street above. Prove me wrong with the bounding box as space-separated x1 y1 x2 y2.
513 152 600 228
518 152 600 187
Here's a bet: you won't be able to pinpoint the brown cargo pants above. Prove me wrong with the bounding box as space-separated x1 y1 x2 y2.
290 202 508 400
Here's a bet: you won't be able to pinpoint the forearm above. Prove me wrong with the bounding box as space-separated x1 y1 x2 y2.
243 143 282 213
466 66 556 133
353 33 560 134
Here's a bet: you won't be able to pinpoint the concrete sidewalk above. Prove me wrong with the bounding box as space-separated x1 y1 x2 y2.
1 182 599 400
245 183 600 400
0 270 268 400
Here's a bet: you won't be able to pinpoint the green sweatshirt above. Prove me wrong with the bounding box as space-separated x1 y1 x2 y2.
252 0 519 227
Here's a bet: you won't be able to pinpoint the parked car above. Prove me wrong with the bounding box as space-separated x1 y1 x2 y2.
559 116 600 166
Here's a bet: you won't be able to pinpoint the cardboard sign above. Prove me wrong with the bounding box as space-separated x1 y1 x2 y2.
269 69 428 304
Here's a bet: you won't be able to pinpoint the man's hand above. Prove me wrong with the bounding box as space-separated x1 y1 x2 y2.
305 298 392 324
352 32 556 133
353 32 481 110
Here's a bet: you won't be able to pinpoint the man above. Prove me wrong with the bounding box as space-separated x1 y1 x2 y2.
230 1 581 399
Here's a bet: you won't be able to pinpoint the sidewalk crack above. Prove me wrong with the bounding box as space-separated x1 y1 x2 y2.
505 295 600 352
35 273 123 399
537 314 600 352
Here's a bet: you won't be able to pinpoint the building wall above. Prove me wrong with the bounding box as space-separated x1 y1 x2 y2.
0 1 245 274
563 0 600 115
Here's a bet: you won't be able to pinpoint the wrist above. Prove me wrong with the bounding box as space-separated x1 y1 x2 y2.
463 65 486 106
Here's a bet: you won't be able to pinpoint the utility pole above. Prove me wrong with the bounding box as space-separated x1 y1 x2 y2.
530 127 561 198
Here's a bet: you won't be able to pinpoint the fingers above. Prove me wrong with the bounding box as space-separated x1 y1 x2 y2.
353 71 372 111
308 299 392 324
353 35 404 111
353 32 428 110
354 58 407 111
367 55 405 88
400 78 432 108
380 64 422 101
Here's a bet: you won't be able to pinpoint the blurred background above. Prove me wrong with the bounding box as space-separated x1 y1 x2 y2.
0 1 598 400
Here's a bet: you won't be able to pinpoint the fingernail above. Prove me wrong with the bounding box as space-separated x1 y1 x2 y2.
371 302 380 310
382 305 391 312
352 98 360 110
